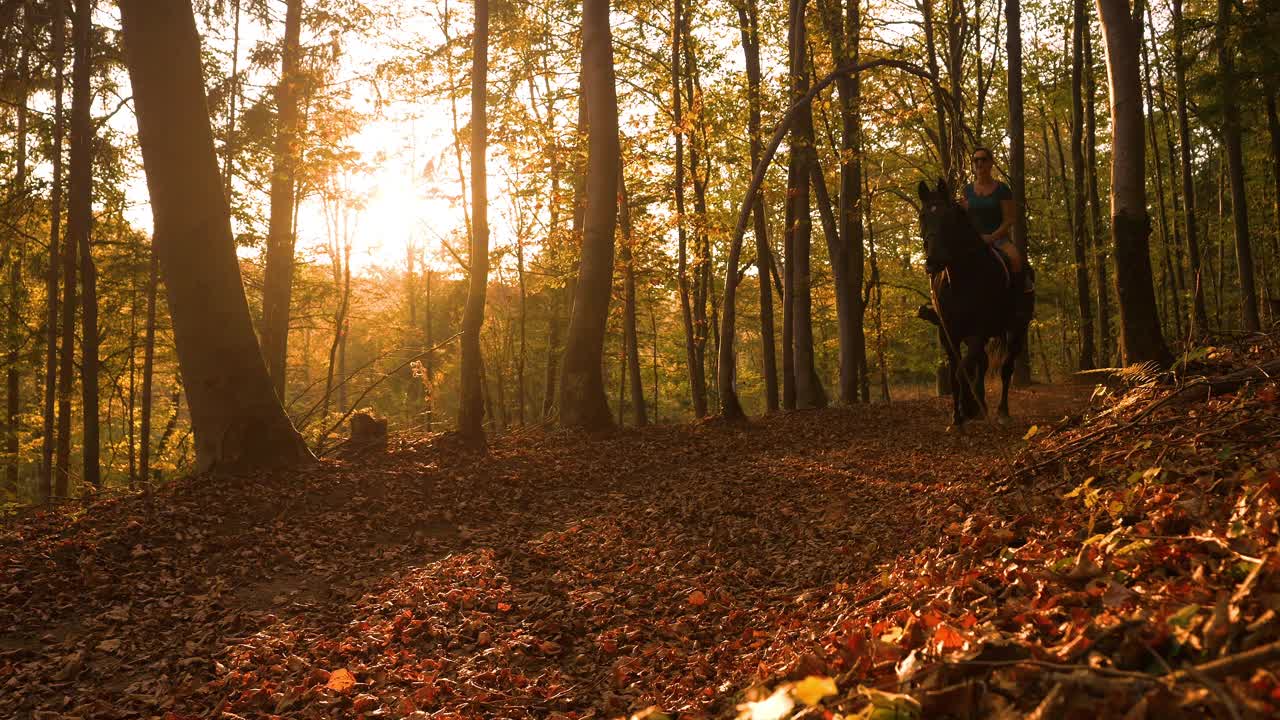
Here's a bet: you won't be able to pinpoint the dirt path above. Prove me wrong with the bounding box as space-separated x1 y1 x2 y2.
1 386 1087 718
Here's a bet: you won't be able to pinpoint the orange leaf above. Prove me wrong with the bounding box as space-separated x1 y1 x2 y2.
688 590 708 606
326 668 356 693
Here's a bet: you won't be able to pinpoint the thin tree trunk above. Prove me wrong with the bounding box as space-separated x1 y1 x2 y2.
139 248 158 487
1172 0 1207 332
1214 0 1258 331
1140 25 1182 341
424 267 434 431
1095 0 1172 365
516 222 527 426
683 25 713 415
6 1 30 493
1007 0 1033 385
261 0 303 398
1267 86 1280 310
1071 0 1096 370
71 0 100 489
618 166 648 426
919 0 952 180
738 0 778 413
458 0 490 444
559 0 620 428
40 0 64 502
1084 21 1113 362
54 0 77 500
672 0 705 418
119 0 313 471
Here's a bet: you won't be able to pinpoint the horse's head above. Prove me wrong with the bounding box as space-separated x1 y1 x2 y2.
916 178 978 274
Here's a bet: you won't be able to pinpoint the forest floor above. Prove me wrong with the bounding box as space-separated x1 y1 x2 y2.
3 338 1280 719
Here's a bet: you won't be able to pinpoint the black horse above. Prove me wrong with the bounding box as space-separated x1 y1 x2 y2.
916 179 1034 430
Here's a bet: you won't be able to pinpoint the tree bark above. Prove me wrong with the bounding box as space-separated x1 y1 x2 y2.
458 0 489 445
118 0 313 472
261 0 304 398
672 0 707 418
1006 0 1033 385
1094 0 1172 365
738 1 778 413
6 1 30 493
1172 0 1207 333
70 0 100 489
1071 0 1096 370
789 0 826 410
54 0 76 499
139 249 158 486
1214 0 1259 331
40 0 63 502
618 166 648 426
559 0 619 428
1267 87 1280 311
1084 22 1113 363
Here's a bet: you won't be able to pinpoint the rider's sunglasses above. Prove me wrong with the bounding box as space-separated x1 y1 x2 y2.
972 155 992 163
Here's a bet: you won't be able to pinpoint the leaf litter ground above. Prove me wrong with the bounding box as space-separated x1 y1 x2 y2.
2 345 1278 719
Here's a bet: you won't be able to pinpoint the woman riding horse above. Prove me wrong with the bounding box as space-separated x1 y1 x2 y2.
917 178 1034 430
960 147 1030 291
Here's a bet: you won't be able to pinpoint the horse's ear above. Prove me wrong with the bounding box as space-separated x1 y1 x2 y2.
917 180 931 203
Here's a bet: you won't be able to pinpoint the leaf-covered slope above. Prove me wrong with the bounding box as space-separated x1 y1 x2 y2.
1 362 1274 719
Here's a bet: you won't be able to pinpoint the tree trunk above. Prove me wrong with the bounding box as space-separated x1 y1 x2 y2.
71 0 100 489
423 266 434 431
682 26 713 415
1007 0 1033 385
1094 0 1172 365
739 1 778 413
54 0 77 500
1172 0 1207 333
789 0 826 410
1084 22 1113 363
919 0 952 180
457 0 490 445
139 249 158 486
260 0 304 398
118 0 313 472
559 0 619 428
40 0 63 502
1214 0 1259 331
1140 23 1182 341
1071 0 1096 370
1267 87 1280 311
816 0 868 405
6 2 30 493
618 166 648 426
673 0 706 419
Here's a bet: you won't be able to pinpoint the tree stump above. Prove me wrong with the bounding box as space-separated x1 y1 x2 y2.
347 409 387 452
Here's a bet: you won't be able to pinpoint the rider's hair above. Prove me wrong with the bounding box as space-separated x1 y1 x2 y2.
972 146 994 160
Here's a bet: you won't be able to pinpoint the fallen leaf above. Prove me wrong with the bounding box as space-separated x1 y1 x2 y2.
326 668 356 693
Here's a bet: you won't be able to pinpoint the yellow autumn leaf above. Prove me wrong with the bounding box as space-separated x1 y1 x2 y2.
1023 425 1039 440
326 668 356 693
791 675 838 706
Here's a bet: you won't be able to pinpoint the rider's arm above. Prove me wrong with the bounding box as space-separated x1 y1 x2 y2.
992 195 1015 242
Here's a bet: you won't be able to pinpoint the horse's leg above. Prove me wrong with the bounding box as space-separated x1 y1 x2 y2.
961 338 985 421
976 342 990 419
998 325 1028 420
943 330 963 431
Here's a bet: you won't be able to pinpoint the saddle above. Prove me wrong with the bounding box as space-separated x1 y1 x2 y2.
989 242 1035 293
